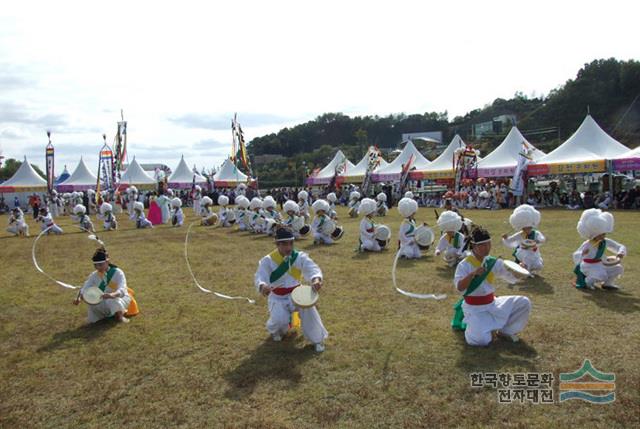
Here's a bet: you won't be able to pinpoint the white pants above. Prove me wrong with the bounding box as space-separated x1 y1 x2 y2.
42 224 63 234
313 231 333 244
104 221 117 230
361 237 381 252
193 200 201 215
464 296 531 347
399 242 421 259
87 296 132 323
580 262 624 287
7 223 29 236
266 293 328 344
137 218 153 228
515 249 543 272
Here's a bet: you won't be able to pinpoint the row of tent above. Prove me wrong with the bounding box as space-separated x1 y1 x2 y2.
0 155 250 194
307 114 638 184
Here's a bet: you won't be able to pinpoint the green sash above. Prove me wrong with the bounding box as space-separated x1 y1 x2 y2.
574 240 606 288
98 265 118 292
451 256 497 331
269 250 300 283
513 230 536 263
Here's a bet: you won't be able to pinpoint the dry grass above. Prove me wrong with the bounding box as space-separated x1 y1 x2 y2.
1 207 639 428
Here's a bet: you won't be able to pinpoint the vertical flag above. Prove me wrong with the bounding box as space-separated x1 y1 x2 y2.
399 154 416 195
96 134 115 205
510 141 532 197
362 146 382 195
113 109 127 187
45 131 55 193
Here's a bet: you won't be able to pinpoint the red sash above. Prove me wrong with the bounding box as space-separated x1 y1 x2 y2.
464 293 495 305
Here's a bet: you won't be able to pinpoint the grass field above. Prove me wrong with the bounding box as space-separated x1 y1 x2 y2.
1 206 639 428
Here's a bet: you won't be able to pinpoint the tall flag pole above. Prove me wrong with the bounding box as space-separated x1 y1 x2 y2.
399 153 416 195
45 131 55 194
362 146 382 195
96 134 115 206
113 109 127 190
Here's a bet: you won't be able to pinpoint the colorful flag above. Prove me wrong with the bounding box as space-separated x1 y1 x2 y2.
510 141 533 197
96 134 115 205
45 131 55 193
399 154 416 195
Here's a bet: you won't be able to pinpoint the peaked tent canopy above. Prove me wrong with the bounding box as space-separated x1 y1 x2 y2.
168 155 207 189
214 158 250 187
476 127 545 177
0 156 47 191
55 165 71 184
57 157 98 191
341 150 389 183
119 156 157 189
612 145 640 171
413 135 467 180
529 115 630 176
372 141 431 182
306 150 355 185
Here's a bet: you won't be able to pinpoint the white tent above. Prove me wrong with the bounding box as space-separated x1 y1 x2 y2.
413 135 467 179
476 127 545 177
213 158 249 187
306 150 355 185
529 115 629 175
613 146 640 159
168 155 207 189
57 157 97 191
372 141 431 181
341 150 389 183
119 156 156 188
612 146 640 172
0 156 47 207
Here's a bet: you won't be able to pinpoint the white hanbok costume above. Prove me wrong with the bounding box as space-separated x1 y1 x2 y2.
80 267 132 323
38 212 63 234
255 250 328 345
398 219 420 258
360 217 381 252
454 255 531 346
502 230 546 272
6 209 29 236
435 232 465 267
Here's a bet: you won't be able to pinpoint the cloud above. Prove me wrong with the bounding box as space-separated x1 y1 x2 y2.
0 126 31 139
0 101 68 129
168 112 295 130
192 138 227 151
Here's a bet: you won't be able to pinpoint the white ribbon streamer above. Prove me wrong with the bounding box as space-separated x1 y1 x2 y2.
32 226 78 289
184 221 255 304
392 249 447 300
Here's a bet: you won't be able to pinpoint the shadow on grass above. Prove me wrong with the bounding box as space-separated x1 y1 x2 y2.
37 318 118 353
453 331 538 372
581 289 640 314
435 265 455 279
508 276 555 295
224 336 317 400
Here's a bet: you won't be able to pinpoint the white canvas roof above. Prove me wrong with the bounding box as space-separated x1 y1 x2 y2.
0 156 47 188
477 127 545 171
214 158 249 183
373 141 431 180
120 156 156 185
613 145 640 159
422 135 466 172
168 155 207 185
534 115 628 164
58 157 97 188
308 150 355 184
343 150 389 178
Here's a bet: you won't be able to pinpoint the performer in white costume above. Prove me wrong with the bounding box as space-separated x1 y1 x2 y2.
297 190 310 222
37 207 63 234
234 196 250 230
375 192 388 217
6 207 29 237
435 210 465 267
573 208 626 290
72 204 95 233
249 197 264 233
502 204 545 274
131 201 153 228
193 185 202 216
452 226 531 346
98 202 118 231
326 192 338 220
347 191 361 218
311 199 334 245
218 195 236 227
170 197 184 227
397 197 421 259
358 198 383 252
255 227 328 352
73 247 139 324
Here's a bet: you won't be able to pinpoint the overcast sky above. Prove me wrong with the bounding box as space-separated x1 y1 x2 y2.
0 0 638 175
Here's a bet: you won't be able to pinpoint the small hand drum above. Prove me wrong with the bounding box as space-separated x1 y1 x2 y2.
83 287 103 305
602 256 621 266
503 260 530 279
291 285 319 308
414 226 435 249
374 224 391 247
331 226 344 240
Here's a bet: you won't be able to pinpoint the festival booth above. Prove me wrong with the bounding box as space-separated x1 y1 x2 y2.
118 156 157 190
56 157 97 192
55 166 71 185
412 135 467 181
213 158 252 188
306 150 355 186
476 127 546 178
611 145 640 172
341 148 388 184
167 155 207 189
0 156 48 206
528 115 629 176
372 141 431 182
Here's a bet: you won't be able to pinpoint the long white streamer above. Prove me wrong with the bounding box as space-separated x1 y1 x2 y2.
184 221 255 304
32 226 78 289
392 249 447 300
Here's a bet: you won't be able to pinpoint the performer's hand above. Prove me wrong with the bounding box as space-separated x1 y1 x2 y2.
312 278 322 292
501 234 508 240
474 266 485 276
259 284 271 296
582 247 590 255
617 253 625 260
435 250 441 256
102 292 114 300
73 297 81 305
